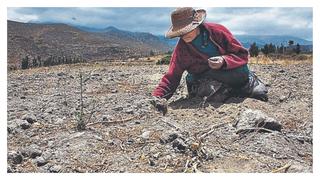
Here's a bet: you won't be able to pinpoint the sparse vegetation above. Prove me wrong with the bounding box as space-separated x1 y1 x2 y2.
76 72 86 131
156 54 171 65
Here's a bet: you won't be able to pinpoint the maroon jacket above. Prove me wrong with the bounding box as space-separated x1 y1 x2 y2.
152 22 249 100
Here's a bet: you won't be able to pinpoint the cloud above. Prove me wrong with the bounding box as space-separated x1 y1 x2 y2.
205 7 312 40
7 7 312 40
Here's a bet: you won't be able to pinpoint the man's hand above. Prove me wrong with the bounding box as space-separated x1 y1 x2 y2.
150 97 168 115
208 56 225 70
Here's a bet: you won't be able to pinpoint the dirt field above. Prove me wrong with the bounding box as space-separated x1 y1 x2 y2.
7 61 313 173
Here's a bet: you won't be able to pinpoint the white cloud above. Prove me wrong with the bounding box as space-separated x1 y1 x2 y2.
7 7 312 39
7 8 39 22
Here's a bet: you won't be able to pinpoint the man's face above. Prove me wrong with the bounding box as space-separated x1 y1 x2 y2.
181 27 199 43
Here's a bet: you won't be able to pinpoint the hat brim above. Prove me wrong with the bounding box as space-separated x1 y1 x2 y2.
165 9 206 39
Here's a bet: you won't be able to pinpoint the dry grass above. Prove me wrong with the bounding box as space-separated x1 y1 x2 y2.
249 54 312 66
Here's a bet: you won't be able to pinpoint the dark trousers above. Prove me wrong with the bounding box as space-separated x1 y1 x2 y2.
186 64 250 96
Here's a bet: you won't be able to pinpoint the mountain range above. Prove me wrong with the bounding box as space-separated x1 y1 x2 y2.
7 20 171 68
8 20 312 69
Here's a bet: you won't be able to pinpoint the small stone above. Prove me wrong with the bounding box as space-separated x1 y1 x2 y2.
111 89 118 93
17 120 31 130
91 72 100 76
7 123 17 134
7 166 13 173
57 72 66 76
125 108 134 114
35 156 48 166
49 165 62 173
160 132 179 144
141 131 151 140
152 152 161 159
54 118 64 124
134 121 141 124
279 95 287 102
172 138 187 153
45 107 54 114
20 96 26 99
112 106 123 111
149 159 155 166
22 114 37 124
102 115 111 121
107 139 115 145
190 142 200 151
127 138 134 145
278 69 285 73
22 144 42 158
8 151 23 164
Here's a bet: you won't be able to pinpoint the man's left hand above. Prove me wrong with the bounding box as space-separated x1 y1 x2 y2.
208 56 225 70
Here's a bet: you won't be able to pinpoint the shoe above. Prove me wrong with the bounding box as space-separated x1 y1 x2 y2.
241 72 268 102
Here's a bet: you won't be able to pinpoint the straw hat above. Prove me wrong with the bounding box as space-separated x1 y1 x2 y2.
165 7 206 38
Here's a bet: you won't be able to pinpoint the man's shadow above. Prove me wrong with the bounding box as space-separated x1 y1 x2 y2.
169 96 247 110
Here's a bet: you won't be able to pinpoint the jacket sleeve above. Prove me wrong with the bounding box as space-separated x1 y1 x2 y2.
152 48 185 100
215 25 249 69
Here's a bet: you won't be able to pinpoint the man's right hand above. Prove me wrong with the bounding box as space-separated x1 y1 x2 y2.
150 97 168 115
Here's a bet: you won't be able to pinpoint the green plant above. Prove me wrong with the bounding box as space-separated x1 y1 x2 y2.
156 55 171 65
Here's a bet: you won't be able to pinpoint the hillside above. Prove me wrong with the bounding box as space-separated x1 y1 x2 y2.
7 60 312 173
7 20 171 69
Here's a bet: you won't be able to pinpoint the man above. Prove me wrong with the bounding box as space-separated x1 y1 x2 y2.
151 7 268 115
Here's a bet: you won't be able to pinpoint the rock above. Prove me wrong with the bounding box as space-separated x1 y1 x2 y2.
172 138 187 153
7 166 13 173
112 106 123 111
49 165 62 173
21 144 42 158
20 96 26 99
107 139 115 145
141 131 151 140
17 119 31 130
91 71 100 76
149 159 155 166
35 156 48 166
7 123 17 134
190 142 200 151
236 109 282 134
126 138 134 145
8 151 23 164
111 89 118 93
279 95 287 102
124 108 134 114
278 69 285 73
21 114 37 124
54 117 64 124
57 72 66 76
159 131 179 144
45 107 54 114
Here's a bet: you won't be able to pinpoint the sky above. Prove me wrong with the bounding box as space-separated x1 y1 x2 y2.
7 7 313 40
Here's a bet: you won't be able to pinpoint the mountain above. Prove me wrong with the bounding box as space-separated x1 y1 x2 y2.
155 34 312 51
235 35 312 48
7 20 171 69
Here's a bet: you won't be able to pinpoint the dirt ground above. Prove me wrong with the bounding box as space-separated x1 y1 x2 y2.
7 61 313 173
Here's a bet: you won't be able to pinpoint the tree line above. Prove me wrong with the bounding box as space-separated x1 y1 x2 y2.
21 55 87 70
249 40 304 57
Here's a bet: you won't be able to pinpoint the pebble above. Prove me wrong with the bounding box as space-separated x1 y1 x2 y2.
8 151 23 164
141 131 151 140
49 165 62 173
21 114 37 124
17 119 31 130
172 138 187 153
35 156 48 166
22 144 42 158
